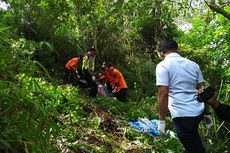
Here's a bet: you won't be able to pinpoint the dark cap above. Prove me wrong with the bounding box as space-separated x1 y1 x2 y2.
87 46 96 52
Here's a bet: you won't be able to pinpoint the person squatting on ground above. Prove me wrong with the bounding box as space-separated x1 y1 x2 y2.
198 86 230 122
65 55 84 85
82 47 97 98
101 62 128 102
156 39 212 153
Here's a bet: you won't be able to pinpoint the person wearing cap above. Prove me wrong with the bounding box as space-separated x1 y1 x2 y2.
101 62 128 102
82 47 96 76
65 55 84 84
82 47 97 97
156 39 210 153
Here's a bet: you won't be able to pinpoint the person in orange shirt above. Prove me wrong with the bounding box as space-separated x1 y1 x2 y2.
65 55 83 84
101 62 128 102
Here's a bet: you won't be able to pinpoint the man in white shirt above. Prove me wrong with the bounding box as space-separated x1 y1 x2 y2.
156 39 207 153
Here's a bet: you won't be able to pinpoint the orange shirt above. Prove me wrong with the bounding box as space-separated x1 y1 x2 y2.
105 67 127 92
105 71 114 85
65 57 80 70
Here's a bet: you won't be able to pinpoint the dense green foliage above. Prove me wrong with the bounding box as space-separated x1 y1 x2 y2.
0 0 229 152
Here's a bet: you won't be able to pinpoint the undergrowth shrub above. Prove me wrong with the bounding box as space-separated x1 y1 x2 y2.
0 71 81 152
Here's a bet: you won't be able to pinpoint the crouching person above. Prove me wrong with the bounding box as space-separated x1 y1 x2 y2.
101 62 128 102
65 55 83 85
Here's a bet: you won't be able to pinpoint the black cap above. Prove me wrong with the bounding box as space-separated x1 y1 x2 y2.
87 46 96 52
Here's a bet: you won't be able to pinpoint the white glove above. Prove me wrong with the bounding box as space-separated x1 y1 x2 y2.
112 88 116 93
204 115 213 129
92 76 96 81
75 70 80 78
158 120 166 136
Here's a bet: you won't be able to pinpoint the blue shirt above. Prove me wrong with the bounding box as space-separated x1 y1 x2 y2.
156 53 205 118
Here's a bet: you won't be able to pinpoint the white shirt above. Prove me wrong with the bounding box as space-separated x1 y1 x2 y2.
156 52 205 118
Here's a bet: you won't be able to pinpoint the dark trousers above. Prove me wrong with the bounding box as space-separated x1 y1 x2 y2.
106 82 113 93
114 88 127 102
83 69 97 98
173 113 206 153
65 69 78 85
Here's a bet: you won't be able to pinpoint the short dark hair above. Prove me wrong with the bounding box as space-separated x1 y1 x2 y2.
106 62 113 68
159 39 178 52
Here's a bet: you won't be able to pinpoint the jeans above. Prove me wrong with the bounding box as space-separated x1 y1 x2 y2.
173 113 206 153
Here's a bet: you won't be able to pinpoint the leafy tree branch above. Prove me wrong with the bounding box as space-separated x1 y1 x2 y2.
204 0 230 20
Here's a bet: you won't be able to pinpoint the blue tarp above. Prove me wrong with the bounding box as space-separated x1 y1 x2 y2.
128 118 159 136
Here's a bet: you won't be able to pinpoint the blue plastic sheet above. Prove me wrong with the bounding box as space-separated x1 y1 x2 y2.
128 118 159 136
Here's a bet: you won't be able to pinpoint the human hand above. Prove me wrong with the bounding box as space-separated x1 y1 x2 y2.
197 86 215 103
203 115 213 129
112 88 116 93
75 70 80 78
197 86 205 94
158 120 166 136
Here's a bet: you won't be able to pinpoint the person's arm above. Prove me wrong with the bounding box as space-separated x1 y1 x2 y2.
214 103 230 122
197 82 214 128
70 65 77 71
196 65 205 91
206 95 230 122
157 86 169 120
197 82 212 114
156 64 169 135
196 67 212 115
113 72 121 92
65 59 73 70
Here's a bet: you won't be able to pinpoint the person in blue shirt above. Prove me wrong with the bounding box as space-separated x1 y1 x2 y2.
156 39 210 153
